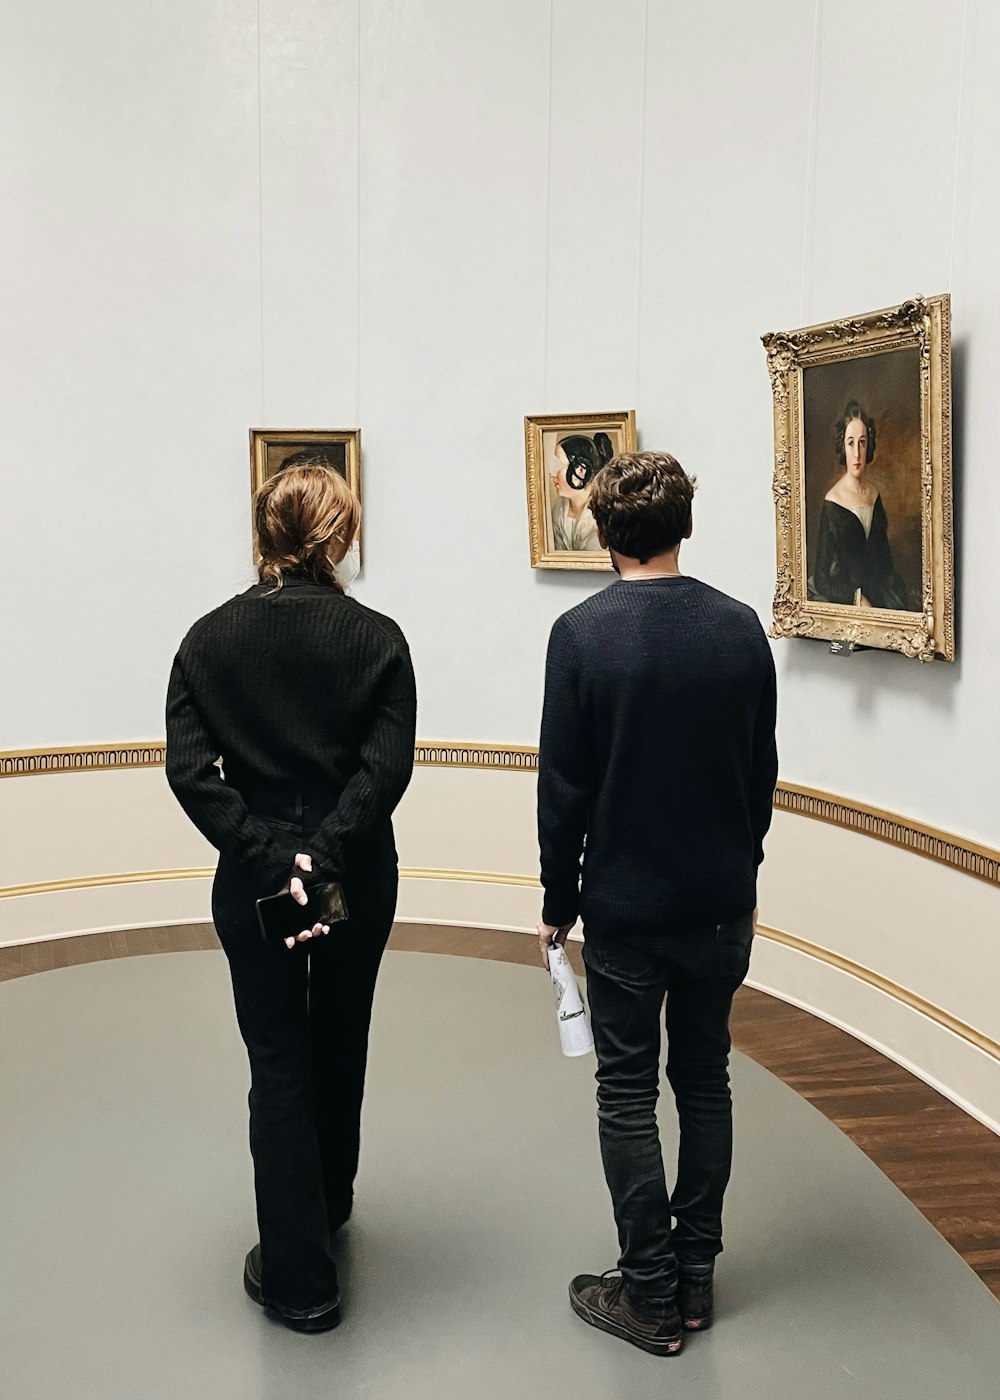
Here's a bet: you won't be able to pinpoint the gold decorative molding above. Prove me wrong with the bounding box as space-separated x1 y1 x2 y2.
3 741 999 888
0 744 166 777
0 868 213 900
400 866 540 887
0 742 541 778
0 865 537 902
773 783 1000 885
756 922 1000 1065
414 744 539 771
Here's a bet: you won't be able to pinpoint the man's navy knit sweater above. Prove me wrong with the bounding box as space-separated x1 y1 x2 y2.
537 575 778 931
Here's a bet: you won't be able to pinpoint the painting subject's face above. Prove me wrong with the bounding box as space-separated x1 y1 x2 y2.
843 418 868 478
551 445 574 498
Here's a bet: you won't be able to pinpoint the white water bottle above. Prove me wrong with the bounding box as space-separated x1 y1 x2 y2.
548 944 595 1058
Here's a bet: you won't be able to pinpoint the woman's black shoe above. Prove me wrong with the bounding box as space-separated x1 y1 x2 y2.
677 1260 714 1331
243 1246 342 1334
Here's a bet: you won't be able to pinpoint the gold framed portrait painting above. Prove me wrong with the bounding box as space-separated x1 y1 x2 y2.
762 295 954 661
525 410 637 570
249 428 362 541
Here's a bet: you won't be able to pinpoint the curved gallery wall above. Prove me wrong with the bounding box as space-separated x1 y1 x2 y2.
4 0 1000 1158
3 748 1000 1138
5 0 1000 837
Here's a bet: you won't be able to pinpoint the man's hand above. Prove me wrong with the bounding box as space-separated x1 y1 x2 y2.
278 853 331 950
537 919 575 972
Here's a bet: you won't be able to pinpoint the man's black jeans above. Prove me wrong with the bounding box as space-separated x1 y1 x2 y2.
212 819 398 1314
581 914 754 1303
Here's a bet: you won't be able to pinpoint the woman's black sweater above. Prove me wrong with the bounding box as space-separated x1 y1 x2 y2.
166 576 417 892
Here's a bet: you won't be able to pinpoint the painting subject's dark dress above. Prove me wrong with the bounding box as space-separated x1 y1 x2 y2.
810 496 908 610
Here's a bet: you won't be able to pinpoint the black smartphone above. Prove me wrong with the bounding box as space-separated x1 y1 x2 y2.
255 882 349 944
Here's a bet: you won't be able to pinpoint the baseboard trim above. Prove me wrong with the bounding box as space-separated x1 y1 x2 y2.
3 862 996 1068
756 922 1000 1063
3 916 215 947
747 971 1000 1139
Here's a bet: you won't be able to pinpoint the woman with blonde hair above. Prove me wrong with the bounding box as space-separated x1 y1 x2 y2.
166 459 416 1332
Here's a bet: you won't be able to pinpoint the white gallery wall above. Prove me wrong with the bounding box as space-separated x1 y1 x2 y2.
3 4 1000 1121
4 0 998 839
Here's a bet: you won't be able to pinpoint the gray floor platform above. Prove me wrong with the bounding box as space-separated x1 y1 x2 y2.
1 948 998 1399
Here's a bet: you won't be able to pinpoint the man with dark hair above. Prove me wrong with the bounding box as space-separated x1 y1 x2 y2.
536 451 777 1357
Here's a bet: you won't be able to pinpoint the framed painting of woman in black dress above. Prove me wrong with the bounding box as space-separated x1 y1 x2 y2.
763 295 954 662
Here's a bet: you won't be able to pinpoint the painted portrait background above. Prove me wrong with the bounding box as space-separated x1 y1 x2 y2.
540 424 628 554
802 348 923 611
250 429 362 556
262 438 349 481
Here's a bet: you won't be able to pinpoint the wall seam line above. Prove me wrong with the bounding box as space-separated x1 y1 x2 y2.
632 0 650 411
256 0 266 421
541 0 555 405
354 0 363 427
947 0 970 291
798 0 822 321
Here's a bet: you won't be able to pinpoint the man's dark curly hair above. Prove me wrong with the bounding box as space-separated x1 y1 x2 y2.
589 452 696 562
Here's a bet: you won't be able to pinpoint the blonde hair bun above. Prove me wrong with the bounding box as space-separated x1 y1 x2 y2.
254 459 361 591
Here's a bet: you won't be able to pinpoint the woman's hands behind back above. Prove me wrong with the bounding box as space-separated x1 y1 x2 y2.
277 852 332 950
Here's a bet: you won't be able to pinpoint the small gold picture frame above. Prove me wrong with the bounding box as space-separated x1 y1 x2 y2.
762 295 954 661
525 410 637 570
250 428 362 545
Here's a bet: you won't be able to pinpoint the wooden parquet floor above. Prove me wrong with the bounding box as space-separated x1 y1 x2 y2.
3 920 998 1299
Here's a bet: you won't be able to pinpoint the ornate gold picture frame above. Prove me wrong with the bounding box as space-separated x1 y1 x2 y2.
249 427 362 542
762 295 953 661
525 410 637 570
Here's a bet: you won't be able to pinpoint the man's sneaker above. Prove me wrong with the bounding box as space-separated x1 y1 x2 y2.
677 1260 715 1330
569 1270 682 1356
243 1245 341 1334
